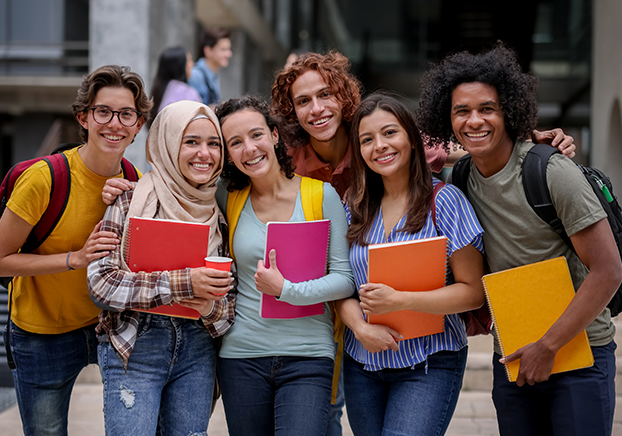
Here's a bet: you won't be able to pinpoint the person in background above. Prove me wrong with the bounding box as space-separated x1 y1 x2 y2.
149 46 201 123
88 100 235 436
0 65 150 436
284 48 308 70
188 27 232 107
338 92 485 436
417 42 621 436
214 95 355 436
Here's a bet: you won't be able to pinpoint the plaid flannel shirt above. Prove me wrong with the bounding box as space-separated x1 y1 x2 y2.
87 187 236 364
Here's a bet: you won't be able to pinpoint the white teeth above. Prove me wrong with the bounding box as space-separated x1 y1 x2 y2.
311 117 330 125
103 134 123 141
245 156 263 165
192 163 212 169
377 153 396 162
466 132 488 138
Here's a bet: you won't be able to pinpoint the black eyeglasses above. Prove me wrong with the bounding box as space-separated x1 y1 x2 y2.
88 106 142 127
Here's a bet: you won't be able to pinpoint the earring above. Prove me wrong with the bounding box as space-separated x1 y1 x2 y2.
274 142 279 149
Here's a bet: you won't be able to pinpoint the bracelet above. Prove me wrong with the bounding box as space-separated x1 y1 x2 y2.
66 252 75 271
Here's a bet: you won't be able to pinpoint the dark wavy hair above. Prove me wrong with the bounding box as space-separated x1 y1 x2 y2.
346 92 433 246
149 46 190 124
216 95 295 191
416 42 538 144
271 51 363 148
199 27 230 50
72 65 152 142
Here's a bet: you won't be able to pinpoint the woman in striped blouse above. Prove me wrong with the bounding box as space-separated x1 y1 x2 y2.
337 93 486 436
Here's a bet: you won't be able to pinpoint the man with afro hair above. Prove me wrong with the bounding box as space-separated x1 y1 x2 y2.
417 42 621 436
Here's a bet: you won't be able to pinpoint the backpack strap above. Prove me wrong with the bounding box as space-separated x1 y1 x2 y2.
226 184 252 263
430 180 445 230
522 143 573 249
449 153 472 196
23 153 71 253
121 158 140 182
299 177 344 402
300 177 324 221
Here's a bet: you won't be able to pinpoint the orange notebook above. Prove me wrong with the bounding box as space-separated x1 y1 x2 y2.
367 236 448 340
482 256 594 382
124 217 210 319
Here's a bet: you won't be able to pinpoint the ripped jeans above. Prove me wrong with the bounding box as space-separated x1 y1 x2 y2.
98 314 217 436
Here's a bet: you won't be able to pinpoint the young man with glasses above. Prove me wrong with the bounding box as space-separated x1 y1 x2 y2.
0 65 151 436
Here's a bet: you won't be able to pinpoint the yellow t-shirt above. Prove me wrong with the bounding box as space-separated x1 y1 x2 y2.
7 146 138 334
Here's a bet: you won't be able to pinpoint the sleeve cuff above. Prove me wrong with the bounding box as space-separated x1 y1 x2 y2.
169 268 193 300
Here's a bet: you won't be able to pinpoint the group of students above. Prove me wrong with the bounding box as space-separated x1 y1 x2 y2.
0 42 619 436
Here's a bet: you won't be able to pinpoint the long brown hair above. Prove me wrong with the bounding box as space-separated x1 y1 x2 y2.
346 93 433 246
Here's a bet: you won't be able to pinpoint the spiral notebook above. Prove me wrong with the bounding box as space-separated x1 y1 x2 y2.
482 256 593 382
260 219 330 319
124 216 210 319
367 236 448 340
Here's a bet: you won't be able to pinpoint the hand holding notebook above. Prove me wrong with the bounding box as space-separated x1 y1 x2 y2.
255 248 286 297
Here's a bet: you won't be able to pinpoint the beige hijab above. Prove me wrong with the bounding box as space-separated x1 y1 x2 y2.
123 100 225 261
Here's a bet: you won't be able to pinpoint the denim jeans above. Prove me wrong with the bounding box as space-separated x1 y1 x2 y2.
492 341 616 436
326 358 345 436
5 321 98 436
98 314 217 436
218 356 333 436
343 347 467 436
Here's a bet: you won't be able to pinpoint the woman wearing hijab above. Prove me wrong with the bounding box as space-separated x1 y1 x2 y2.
87 100 236 436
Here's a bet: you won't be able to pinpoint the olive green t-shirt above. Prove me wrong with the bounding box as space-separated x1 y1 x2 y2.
465 140 614 352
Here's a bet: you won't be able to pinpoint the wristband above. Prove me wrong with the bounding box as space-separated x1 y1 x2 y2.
66 252 75 271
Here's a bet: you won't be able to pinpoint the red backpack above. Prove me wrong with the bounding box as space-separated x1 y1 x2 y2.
0 149 139 254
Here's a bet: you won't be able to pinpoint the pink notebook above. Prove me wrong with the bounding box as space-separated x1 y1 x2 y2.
124 216 210 319
260 220 330 319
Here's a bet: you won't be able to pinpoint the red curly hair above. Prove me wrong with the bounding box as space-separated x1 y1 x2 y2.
271 51 363 148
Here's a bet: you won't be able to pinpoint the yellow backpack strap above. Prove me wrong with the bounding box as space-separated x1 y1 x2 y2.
226 184 252 262
299 176 344 404
299 176 324 221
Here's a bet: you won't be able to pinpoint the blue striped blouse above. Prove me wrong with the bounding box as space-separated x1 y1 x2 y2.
344 179 485 371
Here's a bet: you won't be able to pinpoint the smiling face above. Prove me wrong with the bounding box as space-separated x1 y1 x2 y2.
76 86 144 158
358 108 412 183
291 70 345 145
220 109 279 181
178 118 222 188
205 38 232 71
450 82 514 175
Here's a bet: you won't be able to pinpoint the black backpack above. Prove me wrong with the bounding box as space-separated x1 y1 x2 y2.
450 143 622 316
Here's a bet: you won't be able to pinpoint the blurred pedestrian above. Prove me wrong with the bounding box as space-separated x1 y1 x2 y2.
150 46 201 123
188 27 232 106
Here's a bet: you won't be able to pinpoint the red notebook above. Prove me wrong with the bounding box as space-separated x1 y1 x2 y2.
124 216 210 319
260 220 330 319
367 236 448 340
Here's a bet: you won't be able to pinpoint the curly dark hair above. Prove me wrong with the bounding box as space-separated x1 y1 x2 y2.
215 95 295 191
416 42 538 144
271 51 363 148
72 65 152 142
346 92 433 247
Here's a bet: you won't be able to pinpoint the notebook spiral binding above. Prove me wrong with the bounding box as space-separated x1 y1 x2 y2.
481 279 508 380
123 217 134 266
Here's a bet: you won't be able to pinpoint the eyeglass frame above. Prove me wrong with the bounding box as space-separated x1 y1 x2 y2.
87 105 143 127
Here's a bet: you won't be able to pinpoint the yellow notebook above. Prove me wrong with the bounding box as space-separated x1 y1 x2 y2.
482 256 594 382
